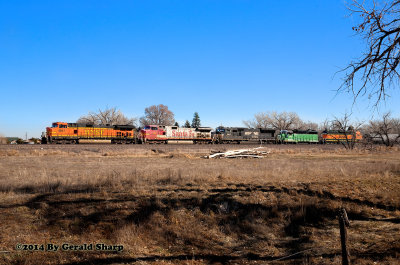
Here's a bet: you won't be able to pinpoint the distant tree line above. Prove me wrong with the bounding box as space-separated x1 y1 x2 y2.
77 105 202 129
243 111 319 131
77 107 136 126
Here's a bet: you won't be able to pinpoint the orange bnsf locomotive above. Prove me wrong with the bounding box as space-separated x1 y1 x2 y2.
320 130 363 144
41 122 137 144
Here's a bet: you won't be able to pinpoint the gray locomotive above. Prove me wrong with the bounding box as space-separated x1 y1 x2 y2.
213 126 277 144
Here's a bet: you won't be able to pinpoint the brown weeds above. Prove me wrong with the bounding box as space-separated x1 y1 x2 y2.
0 145 399 264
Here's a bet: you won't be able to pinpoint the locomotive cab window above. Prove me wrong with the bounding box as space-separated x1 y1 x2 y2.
52 123 58 128
151 127 158 130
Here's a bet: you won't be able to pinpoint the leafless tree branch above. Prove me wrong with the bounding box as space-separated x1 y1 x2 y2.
341 0 400 105
330 111 364 149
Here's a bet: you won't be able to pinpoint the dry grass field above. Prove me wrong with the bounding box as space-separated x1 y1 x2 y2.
0 144 399 264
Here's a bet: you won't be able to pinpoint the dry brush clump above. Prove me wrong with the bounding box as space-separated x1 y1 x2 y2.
0 136 7 145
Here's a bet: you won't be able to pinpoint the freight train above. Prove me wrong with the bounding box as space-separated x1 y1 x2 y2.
41 122 363 144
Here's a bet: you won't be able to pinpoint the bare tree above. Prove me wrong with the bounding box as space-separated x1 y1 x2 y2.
367 112 400 146
243 112 269 128
341 0 400 105
243 111 303 130
77 112 98 124
77 107 136 126
298 121 319 130
330 112 364 149
139 104 175 126
319 118 331 131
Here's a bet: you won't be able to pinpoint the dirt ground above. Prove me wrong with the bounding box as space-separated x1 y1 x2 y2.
0 144 399 264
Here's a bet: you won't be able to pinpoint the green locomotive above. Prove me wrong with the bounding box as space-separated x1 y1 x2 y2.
277 129 319 144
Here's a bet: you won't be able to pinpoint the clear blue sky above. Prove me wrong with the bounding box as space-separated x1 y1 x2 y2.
0 0 399 138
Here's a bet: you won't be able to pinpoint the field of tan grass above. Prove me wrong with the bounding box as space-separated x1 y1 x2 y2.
0 144 399 264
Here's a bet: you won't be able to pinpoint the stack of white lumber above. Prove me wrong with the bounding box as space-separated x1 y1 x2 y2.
206 147 270 159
